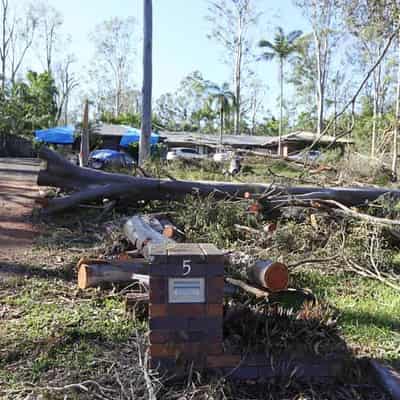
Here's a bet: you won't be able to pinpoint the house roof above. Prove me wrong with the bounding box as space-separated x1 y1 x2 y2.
97 123 133 136
159 132 278 147
159 130 354 148
97 125 354 148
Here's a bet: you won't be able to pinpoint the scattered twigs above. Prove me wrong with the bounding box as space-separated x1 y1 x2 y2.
344 257 400 292
288 254 340 270
136 330 157 400
318 199 400 227
226 277 269 298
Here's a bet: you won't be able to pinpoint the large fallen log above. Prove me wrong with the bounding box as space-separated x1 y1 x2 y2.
37 146 400 213
77 259 148 289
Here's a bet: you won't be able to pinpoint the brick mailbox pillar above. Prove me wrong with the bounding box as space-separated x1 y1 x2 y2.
147 243 225 370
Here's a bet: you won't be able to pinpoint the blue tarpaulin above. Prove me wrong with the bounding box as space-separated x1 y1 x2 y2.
120 128 159 147
35 126 75 144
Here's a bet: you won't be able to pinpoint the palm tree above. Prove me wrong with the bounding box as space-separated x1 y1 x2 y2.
208 82 236 145
259 27 302 155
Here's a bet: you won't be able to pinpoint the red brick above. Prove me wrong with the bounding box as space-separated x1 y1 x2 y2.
150 343 209 359
150 343 179 358
168 304 205 317
207 276 224 303
149 330 170 344
207 342 224 355
207 355 242 368
207 303 223 317
149 277 166 304
150 304 167 318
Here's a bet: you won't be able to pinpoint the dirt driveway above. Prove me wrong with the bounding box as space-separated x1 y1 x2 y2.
0 158 40 263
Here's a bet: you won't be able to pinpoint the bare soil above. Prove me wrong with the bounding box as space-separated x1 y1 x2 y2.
0 158 40 273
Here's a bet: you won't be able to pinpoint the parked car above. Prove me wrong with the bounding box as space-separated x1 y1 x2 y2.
88 149 135 170
166 147 206 161
290 150 322 162
213 150 235 162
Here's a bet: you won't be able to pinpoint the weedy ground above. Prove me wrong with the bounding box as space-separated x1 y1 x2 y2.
0 155 399 399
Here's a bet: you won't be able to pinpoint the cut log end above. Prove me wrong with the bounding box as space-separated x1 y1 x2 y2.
78 264 90 289
265 262 289 292
162 225 176 239
250 260 289 292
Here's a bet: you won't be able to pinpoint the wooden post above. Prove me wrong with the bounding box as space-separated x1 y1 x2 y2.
79 99 89 167
139 0 153 166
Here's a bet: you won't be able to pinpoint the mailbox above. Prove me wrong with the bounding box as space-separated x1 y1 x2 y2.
147 243 225 370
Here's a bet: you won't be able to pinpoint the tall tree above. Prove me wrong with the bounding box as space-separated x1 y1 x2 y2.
89 16 137 117
9 3 38 85
259 27 302 155
80 99 89 167
139 0 152 165
0 0 12 91
54 54 79 125
207 0 259 135
35 1 63 75
341 0 395 157
294 0 339 135
208 82 236 144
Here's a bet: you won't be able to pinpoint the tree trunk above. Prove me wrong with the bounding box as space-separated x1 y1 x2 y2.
220 103 224 145
278 57 284 156
79 99 89 167
78 260 148 289
139 0 153 166
1 0 9 92
249 260 288 292
392 28 400 180
371 59 382 158
314 34 325 136
37 146 400 214
234 12 242 135
124 215 174 252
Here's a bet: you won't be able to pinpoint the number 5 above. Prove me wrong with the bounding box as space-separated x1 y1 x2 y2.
182 260 191 276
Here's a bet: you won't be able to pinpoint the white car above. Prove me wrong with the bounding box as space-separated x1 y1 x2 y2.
166 147 206 161
213 151 234 162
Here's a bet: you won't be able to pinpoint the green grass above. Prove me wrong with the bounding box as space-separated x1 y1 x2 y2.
0 276 141 387
294 271 400 365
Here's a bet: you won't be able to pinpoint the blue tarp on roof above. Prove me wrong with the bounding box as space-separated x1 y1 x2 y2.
35 126 75 144
120 127 159 147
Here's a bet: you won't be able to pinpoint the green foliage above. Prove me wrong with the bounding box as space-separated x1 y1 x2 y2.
173 194 258 248
101 111 141 127
0 71 58 136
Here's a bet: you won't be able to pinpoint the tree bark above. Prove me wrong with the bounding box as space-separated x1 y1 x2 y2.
139 0 153 165
392 26 400 180
124 215 174 252
234 11 242 135
79 99 90 167
78 260 148 289
278 56 284 156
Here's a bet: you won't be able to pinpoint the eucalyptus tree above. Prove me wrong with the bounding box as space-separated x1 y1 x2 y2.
294 0 340 136
34 1 63 75
206 0 260 135
341 0 396 157
259 27 302 155
89 16 137 117
208 82 236 144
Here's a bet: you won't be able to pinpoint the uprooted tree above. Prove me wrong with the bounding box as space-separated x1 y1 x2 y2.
37 146 400 216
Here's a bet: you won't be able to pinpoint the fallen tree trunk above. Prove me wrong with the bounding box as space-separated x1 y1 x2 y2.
77 259 148 289
124 215 175 252
37 146 400 214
